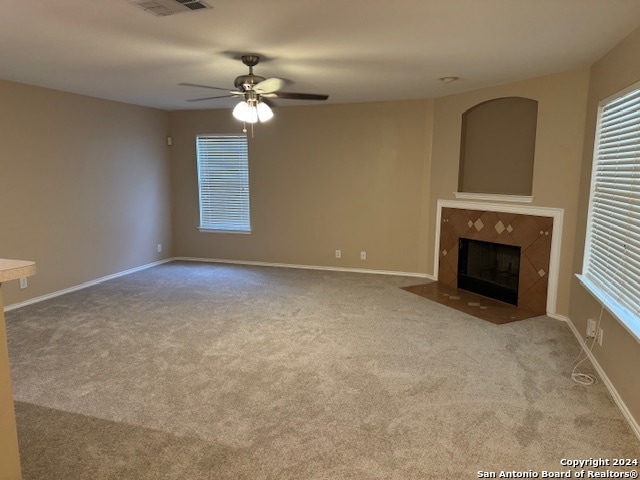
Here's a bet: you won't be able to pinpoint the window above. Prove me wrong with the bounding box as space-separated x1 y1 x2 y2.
196 134 251 233
580 82 640 341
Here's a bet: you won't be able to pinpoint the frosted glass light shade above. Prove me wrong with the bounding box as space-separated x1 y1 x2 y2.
233 99 273 124
256 102 274 122
232 101 258 123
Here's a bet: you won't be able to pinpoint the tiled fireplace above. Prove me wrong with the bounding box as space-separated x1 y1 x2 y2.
438 206 554 314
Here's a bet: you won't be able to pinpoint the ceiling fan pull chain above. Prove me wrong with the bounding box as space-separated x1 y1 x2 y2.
241 120 255 138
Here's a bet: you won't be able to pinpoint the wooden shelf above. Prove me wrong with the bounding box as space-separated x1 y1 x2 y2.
0 259 36 283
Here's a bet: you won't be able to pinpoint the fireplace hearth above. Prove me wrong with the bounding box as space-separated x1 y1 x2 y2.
457 238 521 305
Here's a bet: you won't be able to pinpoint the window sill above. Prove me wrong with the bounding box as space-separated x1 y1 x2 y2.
454 192 533 203
576 274 640 344
198 227 251 234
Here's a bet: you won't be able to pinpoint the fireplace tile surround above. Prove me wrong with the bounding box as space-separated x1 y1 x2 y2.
438 206 554 314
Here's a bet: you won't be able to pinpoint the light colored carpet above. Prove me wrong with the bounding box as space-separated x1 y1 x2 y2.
5 261 639 479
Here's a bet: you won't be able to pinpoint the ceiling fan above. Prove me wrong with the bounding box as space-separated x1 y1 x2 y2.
179 54 329 124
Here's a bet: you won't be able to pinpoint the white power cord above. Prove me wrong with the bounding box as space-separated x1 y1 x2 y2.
570 306 604 386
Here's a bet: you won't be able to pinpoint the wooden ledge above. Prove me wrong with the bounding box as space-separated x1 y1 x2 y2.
0 259 36 283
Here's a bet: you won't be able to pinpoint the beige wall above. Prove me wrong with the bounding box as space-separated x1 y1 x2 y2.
459 97 538 195
0 80 173 306
428 69 591 317
169 100 434 274
570 27 640 425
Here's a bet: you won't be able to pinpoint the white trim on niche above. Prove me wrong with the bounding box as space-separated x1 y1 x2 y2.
434 199 564 316
454 192 534 203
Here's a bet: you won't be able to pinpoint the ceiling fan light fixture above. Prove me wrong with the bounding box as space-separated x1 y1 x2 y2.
233 99 273 124
256 101 274 122
232 101 258 124
182 54 328 132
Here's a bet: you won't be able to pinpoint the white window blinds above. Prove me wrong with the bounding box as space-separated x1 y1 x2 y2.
196 134 251 233
582 84 640 339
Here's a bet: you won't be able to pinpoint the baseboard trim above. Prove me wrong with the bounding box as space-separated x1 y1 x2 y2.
559 314 640 442
4 259 173 312
547 312 570 322
174 257 434 280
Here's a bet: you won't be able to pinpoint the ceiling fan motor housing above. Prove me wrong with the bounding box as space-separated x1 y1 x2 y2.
234 74 266 91
234 54 264 90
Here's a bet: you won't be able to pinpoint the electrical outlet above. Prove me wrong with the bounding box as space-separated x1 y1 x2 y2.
19 277 28 289
335 249 341 259
597 327 604 346
360 251 367 260
157 243 162 253
586 318 597 338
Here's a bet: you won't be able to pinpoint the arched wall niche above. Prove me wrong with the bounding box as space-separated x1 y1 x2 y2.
458 96 538 196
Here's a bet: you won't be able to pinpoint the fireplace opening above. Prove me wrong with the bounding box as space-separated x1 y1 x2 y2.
457 238 521 305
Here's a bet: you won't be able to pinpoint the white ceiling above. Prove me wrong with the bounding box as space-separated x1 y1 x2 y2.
1 0 640 111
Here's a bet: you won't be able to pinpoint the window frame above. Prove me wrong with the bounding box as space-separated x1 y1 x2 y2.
195 133 251 234
578 81 640 342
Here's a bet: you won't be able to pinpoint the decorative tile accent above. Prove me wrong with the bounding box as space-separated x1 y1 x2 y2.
468 220 473 228
443 250 448 256
509 215 544 250
495 221 505 234
506 224 513 233
538 269 546 277
524 235 552 272
518 256 541 293
474 219 484 231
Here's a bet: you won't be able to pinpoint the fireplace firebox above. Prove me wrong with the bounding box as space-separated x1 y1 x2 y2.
457 238 521 305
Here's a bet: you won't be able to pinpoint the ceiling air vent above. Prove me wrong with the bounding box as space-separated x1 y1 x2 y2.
128 0 211 16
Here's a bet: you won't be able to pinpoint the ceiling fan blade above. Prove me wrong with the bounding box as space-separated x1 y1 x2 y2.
186 94 235 102
273 92 329 101
179 82 231 92
254 77 287 94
